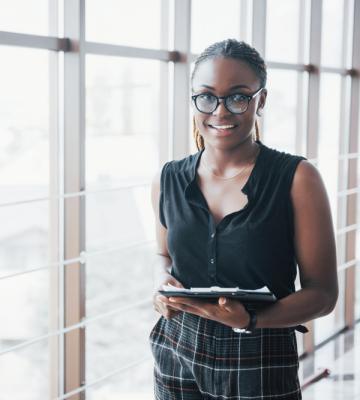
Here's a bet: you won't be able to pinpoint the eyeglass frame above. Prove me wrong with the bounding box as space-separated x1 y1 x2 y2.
191 86 264 115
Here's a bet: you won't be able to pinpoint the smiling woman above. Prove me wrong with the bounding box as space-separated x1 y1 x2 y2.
149 39 338 399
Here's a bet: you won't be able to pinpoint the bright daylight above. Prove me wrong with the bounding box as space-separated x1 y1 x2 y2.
0 0 359 399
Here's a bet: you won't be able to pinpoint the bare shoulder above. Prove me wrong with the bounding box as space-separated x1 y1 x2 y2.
290 159 333 230
290 159 327 201
292 159 322 183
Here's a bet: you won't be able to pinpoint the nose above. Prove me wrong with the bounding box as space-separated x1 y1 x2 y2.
212 97 231 115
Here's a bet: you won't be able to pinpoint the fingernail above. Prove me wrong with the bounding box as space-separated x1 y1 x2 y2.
169 297 176 302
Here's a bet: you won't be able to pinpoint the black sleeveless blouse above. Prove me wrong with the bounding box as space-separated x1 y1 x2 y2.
159 139 307 302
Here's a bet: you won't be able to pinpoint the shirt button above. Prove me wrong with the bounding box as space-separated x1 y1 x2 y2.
210 258 215 264
211 232 215 238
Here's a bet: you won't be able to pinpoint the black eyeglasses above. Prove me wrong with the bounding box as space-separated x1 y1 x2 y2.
191 87 264 115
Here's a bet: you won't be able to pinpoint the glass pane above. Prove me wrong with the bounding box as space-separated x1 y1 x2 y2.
315 269 345 344
356 226 360 320
86 186 153 252
295 330 304 357
0 338 51 398
86 359 154 399
357 154 360 320
0 269 49 343
0 47 54 399
314 73 341 344
0 201 52 274
0 0 48 35
0 46 53 272
86 55 160 190
86 0 161 48
318 73 341 228
0 47 50 203
321 0 345 67
356 262 360 320
86 300 156 396
86 246 156 318
191 0 241 54
266 0 300 63
263 69 298 153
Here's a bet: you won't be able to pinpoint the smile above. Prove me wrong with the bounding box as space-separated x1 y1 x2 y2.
209 124 237 129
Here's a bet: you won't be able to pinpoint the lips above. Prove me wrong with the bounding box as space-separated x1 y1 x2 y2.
207 123 238 137
208 124 237 129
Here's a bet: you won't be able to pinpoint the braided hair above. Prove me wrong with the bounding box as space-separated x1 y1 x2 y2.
191 39 267 151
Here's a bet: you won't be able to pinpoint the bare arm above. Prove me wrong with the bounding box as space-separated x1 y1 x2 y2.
255 160 339 329
162 160 339 330
150 168 172 281
151 166 184 319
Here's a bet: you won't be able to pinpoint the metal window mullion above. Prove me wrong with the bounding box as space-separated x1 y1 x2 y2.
49 0 61 397
345 0 360 329
239 0 252 42
159 0 171 165
85 41 175 61
0 30 68 50
303 0 322 355
334 0 352 336
296 0 308 155
251 0 266 139
319 66 349 74
63 0 86 398
172 0 191 159
293 0 309 358
266 61 307 71
251 0 266 56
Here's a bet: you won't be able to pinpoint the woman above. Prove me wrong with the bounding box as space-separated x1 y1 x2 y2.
149 39 338 399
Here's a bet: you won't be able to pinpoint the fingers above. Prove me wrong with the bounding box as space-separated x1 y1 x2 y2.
152 274 185 320
218 297 243 313
163 296 202 315
166 277 184 288
168 297 208 309
168 297 213 318
167 301 205 318
153 294 182 320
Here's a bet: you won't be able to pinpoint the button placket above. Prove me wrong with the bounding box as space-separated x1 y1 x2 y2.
208 218 217 282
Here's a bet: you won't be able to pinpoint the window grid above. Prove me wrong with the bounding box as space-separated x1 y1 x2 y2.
0 0 360 397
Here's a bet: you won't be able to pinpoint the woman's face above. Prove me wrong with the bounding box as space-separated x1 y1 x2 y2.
191 57 267 150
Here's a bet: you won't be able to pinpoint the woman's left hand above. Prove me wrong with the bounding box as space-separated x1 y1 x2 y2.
163 296 250 329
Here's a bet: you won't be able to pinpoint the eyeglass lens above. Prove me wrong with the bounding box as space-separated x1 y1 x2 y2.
195 94 248 114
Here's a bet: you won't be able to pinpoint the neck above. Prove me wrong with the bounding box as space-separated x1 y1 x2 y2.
201 135 260 175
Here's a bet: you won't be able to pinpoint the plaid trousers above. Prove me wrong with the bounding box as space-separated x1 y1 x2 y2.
149 312 301 399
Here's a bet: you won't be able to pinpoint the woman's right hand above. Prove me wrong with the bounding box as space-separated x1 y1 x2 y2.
153 274 184 320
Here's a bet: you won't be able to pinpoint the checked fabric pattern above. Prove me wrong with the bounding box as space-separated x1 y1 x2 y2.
149 311 301 399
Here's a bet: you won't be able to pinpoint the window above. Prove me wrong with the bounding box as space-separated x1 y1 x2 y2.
0 0 49 35
86 0 162 49
1 0 359 397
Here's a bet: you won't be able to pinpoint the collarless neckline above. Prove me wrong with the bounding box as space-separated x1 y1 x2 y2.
193 139 265 195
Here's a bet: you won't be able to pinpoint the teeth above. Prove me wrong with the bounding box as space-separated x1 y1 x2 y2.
211 125 236 129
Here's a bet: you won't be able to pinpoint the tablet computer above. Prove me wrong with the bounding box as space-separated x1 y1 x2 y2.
158 285 277 308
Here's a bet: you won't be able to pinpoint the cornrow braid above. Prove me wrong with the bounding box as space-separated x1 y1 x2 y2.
191 39 267 150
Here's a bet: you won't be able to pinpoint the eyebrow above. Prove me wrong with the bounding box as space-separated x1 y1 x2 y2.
199 84 251 90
